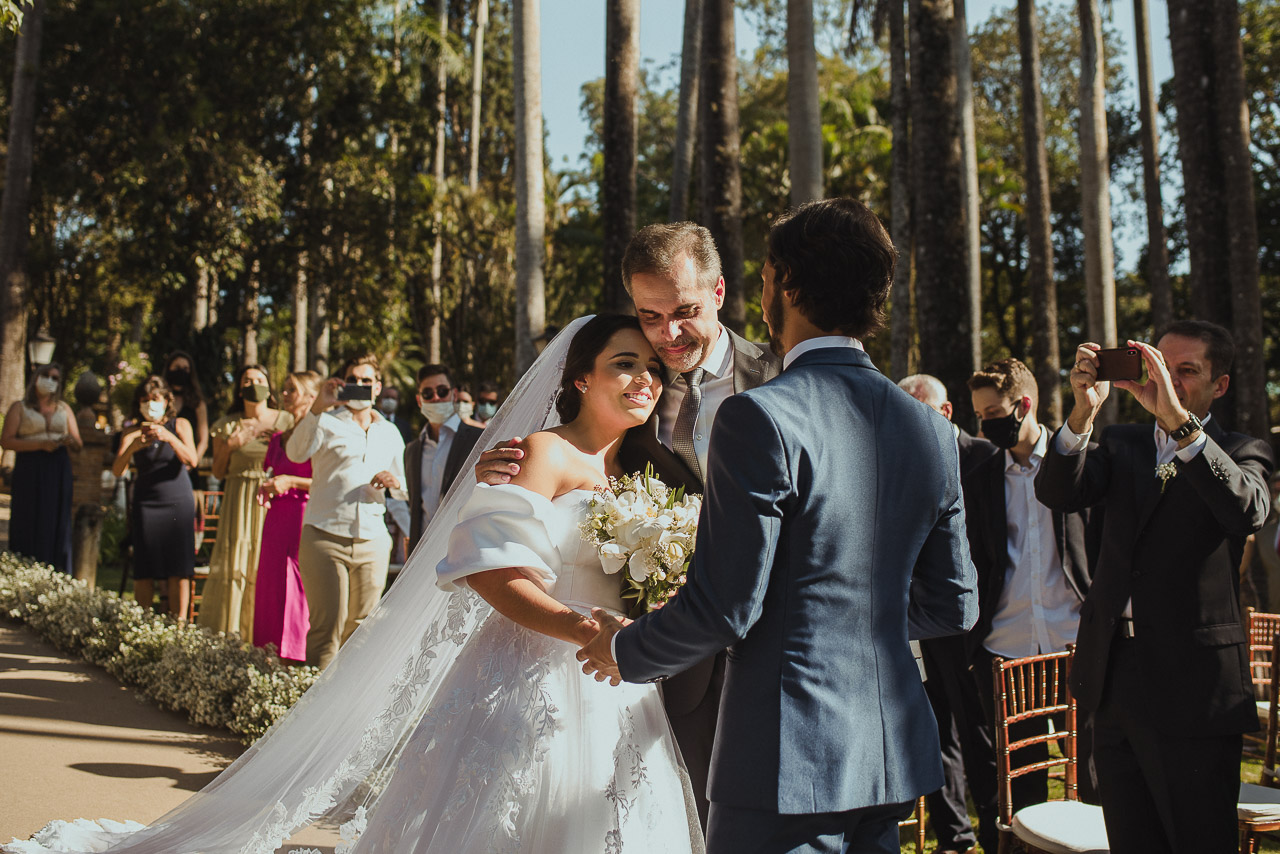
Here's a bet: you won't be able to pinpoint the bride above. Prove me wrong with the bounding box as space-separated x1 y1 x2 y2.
6 315 704 854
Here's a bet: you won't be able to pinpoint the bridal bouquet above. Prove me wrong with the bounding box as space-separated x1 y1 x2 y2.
579 464 702 614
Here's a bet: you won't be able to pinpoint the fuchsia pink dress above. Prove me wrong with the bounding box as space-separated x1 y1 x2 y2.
252 432 311 662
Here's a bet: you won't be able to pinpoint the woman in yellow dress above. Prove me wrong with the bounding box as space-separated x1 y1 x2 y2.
198 365 293 640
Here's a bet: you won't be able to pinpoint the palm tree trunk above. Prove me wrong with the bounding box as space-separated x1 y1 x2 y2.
0 0 45 413
909 0 970 421
1133 0 1172 336
787 0 823 205
243 258 261 366
888 0 914 380
513 0 546 374
702 0 745 333
293 251 308 371
953 0 982 379
670 0 703 221
603 0 639 315
192 263 211 332
429 0 448 364
469 0 488 192
1018 0 1061 424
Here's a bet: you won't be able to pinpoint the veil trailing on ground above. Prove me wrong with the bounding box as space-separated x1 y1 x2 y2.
5 317 593 854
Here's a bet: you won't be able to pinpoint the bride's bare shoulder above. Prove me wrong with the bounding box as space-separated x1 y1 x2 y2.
508 431 576 499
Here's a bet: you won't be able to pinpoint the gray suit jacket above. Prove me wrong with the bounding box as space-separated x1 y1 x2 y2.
615 346 979 813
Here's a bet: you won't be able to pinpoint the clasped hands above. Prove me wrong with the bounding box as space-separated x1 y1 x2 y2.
575 608 631 687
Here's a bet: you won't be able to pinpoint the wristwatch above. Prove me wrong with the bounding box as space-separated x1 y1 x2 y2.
1169 412 1203 442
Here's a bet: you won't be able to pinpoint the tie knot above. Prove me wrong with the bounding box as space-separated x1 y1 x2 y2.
682 367 706 389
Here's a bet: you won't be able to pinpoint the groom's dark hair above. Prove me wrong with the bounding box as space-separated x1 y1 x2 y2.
766 197 896 339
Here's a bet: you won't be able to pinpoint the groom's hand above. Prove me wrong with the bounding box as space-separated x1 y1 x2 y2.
577 609 630 686
474 437 525 485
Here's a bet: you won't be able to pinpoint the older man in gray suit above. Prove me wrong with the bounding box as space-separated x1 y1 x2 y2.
580 197 979 854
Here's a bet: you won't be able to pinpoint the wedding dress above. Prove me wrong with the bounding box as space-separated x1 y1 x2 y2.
5 316 703 854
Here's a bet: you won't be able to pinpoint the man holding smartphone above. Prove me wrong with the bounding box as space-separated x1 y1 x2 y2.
287 354 407 669
1036 320 1274 852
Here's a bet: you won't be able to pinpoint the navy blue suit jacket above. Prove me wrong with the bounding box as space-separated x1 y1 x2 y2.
615 346 979 814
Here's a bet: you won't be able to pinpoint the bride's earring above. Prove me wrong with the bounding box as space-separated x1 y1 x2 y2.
576 383 587 393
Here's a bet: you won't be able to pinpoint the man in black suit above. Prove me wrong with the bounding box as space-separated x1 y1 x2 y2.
477 221 780 828
401 364 484 554
899 373 997 854
1036 321 1274 852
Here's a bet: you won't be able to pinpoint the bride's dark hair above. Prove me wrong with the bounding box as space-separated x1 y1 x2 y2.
556 314 647 423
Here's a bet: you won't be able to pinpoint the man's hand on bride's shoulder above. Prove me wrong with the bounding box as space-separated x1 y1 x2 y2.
576 609 631 687
475 436 525 485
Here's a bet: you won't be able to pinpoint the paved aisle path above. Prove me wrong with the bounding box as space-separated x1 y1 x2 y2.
0 624 340 852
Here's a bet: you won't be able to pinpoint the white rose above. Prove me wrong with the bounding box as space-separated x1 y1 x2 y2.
661 540 685 566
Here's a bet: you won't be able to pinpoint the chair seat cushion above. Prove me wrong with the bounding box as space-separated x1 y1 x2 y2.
1011 800 1109 853
1240 782 1280 820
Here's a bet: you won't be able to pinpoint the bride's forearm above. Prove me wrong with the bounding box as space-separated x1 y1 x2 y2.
467 568 597 646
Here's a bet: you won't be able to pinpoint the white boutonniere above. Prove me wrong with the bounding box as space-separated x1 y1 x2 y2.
1155 461 1178 492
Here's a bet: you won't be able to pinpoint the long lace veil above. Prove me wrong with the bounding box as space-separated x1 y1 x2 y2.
21 317 592 854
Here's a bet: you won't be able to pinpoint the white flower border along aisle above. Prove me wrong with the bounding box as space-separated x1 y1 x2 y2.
0 551 318 743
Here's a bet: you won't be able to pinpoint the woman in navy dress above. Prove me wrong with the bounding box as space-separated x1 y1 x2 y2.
113 376 200 617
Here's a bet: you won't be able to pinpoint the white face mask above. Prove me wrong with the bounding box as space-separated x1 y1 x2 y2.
143 401 167 421
455 402 475 421
36 376 59 396
377 398 397 415
420 401 456 425
346 399 373 412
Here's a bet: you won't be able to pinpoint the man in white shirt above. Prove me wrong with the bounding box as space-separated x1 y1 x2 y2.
287 354 407 669
964 358 1094 821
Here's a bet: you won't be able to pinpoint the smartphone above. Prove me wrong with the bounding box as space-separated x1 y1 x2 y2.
1094 347 1143 382
337 383 375 402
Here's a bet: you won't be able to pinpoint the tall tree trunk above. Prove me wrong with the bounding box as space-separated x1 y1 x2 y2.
192 263 211 332
953 0 982 379
242 258 261 366
670 0 703 221
787 0 823 205
1212 0 1267 438
308 274 330 376
888 0 914 380
702 0 745 333
469 0 488 192
428 0 448 364
1133 0 1172 336
0 0 45 415
513 0 546 374
602 0 639 315
1018 0 1061 424
909 0 970 421
1077 0 1117 424
293 251 308 371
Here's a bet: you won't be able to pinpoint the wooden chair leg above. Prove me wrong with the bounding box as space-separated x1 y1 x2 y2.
915 796 926 852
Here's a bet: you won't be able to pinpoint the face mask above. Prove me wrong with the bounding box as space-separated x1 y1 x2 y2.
143 401 167 422
378 399 397 415
346 399 373 412
36 376 59 396
241 384 270 404
980 409 1025 450
476 401 498 421
420 401 456 425
455 402 475 421
165 368 190 389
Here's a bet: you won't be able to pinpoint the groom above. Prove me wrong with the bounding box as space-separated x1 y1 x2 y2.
579 198 979 853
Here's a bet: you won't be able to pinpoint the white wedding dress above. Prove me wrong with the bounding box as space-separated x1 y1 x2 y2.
5 317 702 854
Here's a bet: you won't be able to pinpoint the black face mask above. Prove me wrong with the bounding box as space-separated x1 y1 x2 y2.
980 409 1025 450
166 368 190 389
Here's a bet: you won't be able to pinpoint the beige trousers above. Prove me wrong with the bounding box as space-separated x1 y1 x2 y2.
298 524 390 669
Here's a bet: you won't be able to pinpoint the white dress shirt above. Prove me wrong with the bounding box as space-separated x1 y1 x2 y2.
418 414 460 529
287 406 407 540
656 324 736 479
781 335 865 371
984 425 1082 659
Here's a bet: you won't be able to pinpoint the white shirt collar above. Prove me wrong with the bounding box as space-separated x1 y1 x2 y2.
782 335 864 371
699 324 733 379
1005 424 1048 473
421 413 461 442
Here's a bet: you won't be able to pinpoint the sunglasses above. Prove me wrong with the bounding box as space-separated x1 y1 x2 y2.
419 384 452 401
344 376 376 385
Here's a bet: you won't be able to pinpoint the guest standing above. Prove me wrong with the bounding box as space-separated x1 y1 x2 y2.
112 377 199 616
253 371 320 663
161 351 209 486
199 366 293 641
3 363 82 573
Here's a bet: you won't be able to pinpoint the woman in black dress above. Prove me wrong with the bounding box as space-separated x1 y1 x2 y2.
112 376 199 617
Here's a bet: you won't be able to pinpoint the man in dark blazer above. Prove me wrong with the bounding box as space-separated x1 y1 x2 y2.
581 198 979 854
1035 320 1274 853
476 221 779 828
899 373 999 854
402 364 484 554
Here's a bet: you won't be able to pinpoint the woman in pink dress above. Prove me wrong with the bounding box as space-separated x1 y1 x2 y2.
253 371 322 663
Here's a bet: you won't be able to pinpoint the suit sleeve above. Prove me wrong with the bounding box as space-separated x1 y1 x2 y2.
1035 426 1110 514
908 423 980 640
1177 434 1274 536
615 394 791 683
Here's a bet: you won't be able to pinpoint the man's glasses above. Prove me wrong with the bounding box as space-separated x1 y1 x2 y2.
344 376 376 385
419 384 452 400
